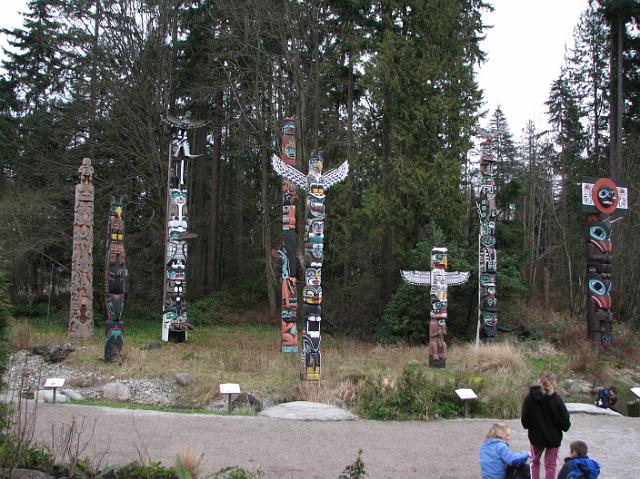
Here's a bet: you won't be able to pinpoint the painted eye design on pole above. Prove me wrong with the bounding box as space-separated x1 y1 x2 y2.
588 279 607 295
589 225 607 240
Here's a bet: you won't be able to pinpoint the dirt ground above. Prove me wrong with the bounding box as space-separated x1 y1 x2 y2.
28 403 639 478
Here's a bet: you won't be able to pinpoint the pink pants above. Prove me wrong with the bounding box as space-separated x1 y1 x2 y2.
530 445 559 479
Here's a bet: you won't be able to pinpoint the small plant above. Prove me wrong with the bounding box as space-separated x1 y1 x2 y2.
211 466 264 479
175 449 204 479
338 449 367 479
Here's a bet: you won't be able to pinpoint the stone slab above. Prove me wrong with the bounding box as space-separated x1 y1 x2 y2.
566 402 622 416
259 401 357 421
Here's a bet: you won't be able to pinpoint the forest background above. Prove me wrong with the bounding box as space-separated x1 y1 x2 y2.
1 0 639 344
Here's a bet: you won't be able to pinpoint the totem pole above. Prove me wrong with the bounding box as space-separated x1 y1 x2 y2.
402 247 469 368
477 137 499 342
69 158 95 339
581 177 628 344
161 115 204 342
271 118 299 352
272 150 348 380
104 197 127 362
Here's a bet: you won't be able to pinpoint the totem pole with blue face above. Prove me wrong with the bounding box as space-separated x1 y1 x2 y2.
105 197 127 362
477 138 499 341
402 247 469 367
581 177 628 344
161 115 205 342
272 150 348 380
271 118 299 352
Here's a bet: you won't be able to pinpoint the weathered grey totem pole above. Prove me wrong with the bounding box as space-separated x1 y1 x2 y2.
272 150 348 380
477 137 499 342
581 177 628 344
272 118 299 352
402 247 469 367
69 158 95 339
104 197 126 362
162 115 204 342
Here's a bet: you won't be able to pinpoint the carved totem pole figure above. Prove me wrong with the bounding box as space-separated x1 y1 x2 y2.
477 138 499 341
402 247 469 368
104 197 127 361
581 177 628 344
69 158 95 339
272 150 348 380
161 115 204 342
272 118 299 352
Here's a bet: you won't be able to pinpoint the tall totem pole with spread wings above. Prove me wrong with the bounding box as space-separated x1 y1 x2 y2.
272 150 348 381
272 119 299 352
104 197 127 361
581 177 628 344
477 136 499 342
402 247 469 367
161 115 205 342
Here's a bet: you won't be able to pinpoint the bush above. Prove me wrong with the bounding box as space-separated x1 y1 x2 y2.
357 362 486 420
189 292 233 326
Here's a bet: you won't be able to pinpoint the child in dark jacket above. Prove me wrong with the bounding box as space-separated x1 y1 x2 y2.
480 423 530 479
557 440 600 479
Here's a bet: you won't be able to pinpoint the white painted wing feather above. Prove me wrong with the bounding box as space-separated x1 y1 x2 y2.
401 270 431 286
271 154 307 189
444 272 470 285
322 160 349 189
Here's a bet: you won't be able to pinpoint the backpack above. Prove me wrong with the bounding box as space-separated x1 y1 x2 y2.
565 458 601 479
595 388 610 408
505 463 531 479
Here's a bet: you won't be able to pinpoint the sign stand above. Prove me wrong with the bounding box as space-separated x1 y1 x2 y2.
219 383 241 414
44 378 66 403
455 388 478 418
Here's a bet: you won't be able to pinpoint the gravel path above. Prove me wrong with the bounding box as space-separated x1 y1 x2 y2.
26 403 639 478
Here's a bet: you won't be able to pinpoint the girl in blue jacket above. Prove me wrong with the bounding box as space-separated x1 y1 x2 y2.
480 423 530 479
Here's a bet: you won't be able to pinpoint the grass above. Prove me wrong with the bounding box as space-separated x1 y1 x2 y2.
8 306 640 419
65 400 257 416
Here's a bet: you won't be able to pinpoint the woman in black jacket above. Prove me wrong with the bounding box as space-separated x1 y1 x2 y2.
521 371 571 479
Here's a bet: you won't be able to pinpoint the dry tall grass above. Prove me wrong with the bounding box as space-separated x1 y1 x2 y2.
452 342 525 373
175 448 204 479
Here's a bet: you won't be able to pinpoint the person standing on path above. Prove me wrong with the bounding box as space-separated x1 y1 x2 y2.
521 371 571 479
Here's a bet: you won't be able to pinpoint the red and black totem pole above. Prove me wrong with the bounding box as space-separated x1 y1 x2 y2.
272 118 299 352
104 197 127 362
581 177 628 344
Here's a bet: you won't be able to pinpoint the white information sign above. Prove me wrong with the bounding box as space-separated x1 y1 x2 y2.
631 387 640 399
219 383 241 395
455 388 477 401
44 378 66 389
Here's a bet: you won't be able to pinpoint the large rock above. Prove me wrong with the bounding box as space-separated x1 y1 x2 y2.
231 393 263 412
31 343 76 363
34 390 68 403
11 469 55 479
174 372 193 387
61 388 84 401
560 378 594 395
565 402 622 416
260 401 358 421
102 382 130 402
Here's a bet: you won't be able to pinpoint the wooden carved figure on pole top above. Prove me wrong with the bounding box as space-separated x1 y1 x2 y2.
272 149 348 381
581 177 628 345
402 247 469 368
271 118 299 353
69 158 95 339
161 115 205 342
104 197 127 362
476 135 499 342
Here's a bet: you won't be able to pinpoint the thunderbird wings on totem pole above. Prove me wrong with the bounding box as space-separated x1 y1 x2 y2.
161 115 205 342
581 177 628 345
402 247 470 368
272 147 348 381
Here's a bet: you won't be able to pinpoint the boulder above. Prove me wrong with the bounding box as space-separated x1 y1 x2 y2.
61 388 84 401
102 382 130 402
174 373 193 387
11 469 55 479
31 343 76 363
34 390 68 403
231 393 263 412
560 378 594 395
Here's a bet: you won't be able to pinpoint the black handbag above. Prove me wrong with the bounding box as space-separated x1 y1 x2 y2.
505 463 531 479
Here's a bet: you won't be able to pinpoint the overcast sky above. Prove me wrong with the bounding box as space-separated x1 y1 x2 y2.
477 0 588 135
1 0 588 137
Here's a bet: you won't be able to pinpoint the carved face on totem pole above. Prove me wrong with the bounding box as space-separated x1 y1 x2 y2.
431 248 448 269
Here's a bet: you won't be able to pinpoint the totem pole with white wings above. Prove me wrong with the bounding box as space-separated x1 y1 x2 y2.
272 150 348 381
401 247 469 368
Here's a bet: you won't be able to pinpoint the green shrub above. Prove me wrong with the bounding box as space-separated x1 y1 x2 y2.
211 466 264 479
9 302 49 317
357 363 487 420
189 292 233 326
98 460 178 478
